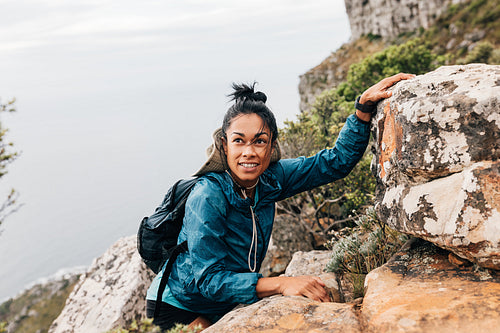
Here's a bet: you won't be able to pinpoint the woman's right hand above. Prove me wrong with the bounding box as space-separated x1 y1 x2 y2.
256 275 330 302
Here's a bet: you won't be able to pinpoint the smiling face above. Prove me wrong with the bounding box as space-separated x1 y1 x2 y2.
222 113 274 188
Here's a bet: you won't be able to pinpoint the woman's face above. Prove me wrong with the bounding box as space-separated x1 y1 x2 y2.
222 113 273 188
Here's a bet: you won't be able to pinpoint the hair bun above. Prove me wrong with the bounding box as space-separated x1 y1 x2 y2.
229 82 267 103
252 91 267 103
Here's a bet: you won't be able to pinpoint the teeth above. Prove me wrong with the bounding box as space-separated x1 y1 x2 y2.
241 163 258 168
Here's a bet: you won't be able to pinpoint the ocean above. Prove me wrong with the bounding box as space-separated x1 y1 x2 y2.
0 0 349 302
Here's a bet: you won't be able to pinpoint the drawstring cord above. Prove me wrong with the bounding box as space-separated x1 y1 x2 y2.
240 189 258 272
225 170 259 272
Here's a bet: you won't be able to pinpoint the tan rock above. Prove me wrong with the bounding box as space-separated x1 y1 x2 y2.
204 296 362 333
448 252 471 267
362 238 500 333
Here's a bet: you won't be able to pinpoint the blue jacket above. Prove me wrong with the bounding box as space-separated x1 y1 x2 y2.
147 114 370 316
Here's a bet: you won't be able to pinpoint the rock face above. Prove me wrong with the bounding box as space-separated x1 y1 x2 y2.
49 236 155 333
372 64 500 269
363 238 500 332
344 0 466 40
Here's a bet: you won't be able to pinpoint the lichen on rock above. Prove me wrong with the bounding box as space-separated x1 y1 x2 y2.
372 64 500 270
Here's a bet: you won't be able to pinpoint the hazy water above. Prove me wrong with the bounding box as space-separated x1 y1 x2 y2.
0 1 350 302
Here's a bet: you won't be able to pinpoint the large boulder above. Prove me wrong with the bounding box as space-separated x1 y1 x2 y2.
372 64 500 270
49 236 155 333
362 238 500 332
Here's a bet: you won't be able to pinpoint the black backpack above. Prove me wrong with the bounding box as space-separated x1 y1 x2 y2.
137 177 199 317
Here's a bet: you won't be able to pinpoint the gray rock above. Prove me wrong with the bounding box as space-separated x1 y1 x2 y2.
49 236 155 333
344 0 467 40
284 250 342 302
284 250 331 277
372 64 500 270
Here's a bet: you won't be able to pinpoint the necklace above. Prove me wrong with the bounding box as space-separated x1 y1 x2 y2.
225 170 259 191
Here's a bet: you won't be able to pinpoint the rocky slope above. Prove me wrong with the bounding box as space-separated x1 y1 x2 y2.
0 270 83 333
206 238 499 332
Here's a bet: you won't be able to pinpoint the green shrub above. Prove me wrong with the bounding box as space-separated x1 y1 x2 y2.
489 49 500 64
345 38 437 98
326 207 408 297
107 319 202 333
465 41 494 63
366 33 382 42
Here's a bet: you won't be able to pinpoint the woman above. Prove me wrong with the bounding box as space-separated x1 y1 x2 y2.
146 73 415 330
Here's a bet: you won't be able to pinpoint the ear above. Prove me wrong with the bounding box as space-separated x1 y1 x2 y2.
221 137 228 155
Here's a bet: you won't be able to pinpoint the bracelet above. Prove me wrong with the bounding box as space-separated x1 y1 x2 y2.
355 96 377 114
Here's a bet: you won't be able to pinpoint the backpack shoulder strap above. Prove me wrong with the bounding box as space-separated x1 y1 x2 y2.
154 240 188 318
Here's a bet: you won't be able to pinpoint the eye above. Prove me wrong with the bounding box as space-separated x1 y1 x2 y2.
255 138 268 145
232 138 244 143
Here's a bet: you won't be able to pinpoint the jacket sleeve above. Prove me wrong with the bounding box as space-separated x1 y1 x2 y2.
182 180 261 304
273 114 371 201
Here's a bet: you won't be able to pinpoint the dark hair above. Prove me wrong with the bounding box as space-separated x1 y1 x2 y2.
222 82 278 144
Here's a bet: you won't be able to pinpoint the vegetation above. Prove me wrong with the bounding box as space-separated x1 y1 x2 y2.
0 97 20 231
463 41 500 64
107 319 201 333
424 0 499 63
278 37 440 245
0 275 80 333
325 208 408 298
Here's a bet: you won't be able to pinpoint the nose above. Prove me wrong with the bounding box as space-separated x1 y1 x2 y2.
242 143 256 156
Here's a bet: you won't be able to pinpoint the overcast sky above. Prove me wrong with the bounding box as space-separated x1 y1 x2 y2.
0 0 351 299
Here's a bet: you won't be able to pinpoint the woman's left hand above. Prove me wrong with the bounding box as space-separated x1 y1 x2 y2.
356 73 415 122
359 73 415 105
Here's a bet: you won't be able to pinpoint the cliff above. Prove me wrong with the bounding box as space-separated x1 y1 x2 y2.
344 0 465 40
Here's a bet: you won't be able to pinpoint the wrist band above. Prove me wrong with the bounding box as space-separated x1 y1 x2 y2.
355 96 377 114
